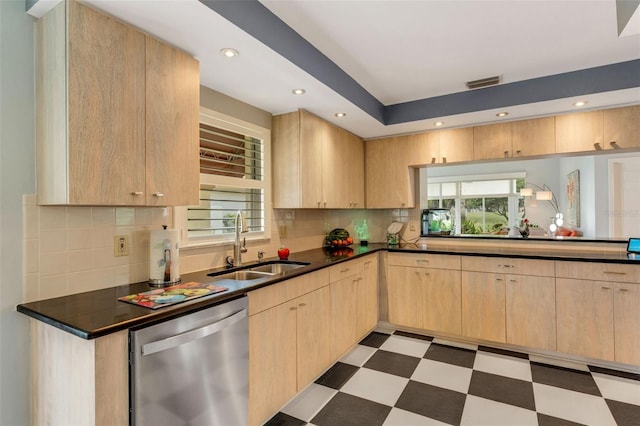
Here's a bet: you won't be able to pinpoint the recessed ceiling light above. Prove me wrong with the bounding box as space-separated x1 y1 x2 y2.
435 121 444 127
573 100 588 107
335 112 346 118
220 48 239 58
292 88 305 95
496 112 509 117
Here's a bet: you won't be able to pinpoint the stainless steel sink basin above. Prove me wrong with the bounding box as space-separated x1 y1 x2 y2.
248 261 309 274
207 261 309 281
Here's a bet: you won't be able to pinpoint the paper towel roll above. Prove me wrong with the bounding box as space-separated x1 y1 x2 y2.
149 227 180 286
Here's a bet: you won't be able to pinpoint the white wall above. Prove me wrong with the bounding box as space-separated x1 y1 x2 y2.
0 1 36 424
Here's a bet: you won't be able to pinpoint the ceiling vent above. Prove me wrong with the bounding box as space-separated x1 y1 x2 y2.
466 75 501 90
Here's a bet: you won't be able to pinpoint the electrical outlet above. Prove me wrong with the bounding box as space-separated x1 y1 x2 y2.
114 235 129 257
409 222 416 232
279 225 287 238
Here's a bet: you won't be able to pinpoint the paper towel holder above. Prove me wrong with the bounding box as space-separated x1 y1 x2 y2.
149 225 181 287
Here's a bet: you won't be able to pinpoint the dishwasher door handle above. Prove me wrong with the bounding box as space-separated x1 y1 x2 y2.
141 308 247 356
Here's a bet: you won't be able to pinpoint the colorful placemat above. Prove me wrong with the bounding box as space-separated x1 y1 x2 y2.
118 281 228 309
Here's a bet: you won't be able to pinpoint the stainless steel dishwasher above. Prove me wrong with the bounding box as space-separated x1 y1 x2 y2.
130 296 248 426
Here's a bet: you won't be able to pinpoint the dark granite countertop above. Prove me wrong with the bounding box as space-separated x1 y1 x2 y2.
17 243 639 340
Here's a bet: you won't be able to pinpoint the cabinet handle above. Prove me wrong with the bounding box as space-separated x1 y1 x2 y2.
341 268 350 273
442 157 447 163
416 259 429 264
515 150 521 156
299 303 307 307
609 141 620 149
509 279 517 283
424 272 430 276
317 202 321 208
503 150 509 158
290 306 297 311
153 192 164 197
364 261 371 266
594 142 603 150
601 286 612 290
498 264 514 268
496 278 504 281
131 191 143 196
431 157 436 164
618 288 629 292
604 271 627 275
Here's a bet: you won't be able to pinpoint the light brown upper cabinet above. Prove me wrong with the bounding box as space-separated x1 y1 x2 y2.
511 117 556 157
434 128 474 164
556 106 640 154
272 110 365 209
474 117 556 161
603 105 640 150
36 0 199 206
365 136 417 208
473 123 513 161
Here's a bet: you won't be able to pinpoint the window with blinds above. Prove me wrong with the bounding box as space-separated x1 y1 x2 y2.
183 109 270 244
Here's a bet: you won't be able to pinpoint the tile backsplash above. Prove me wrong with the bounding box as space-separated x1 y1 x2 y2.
22 194 170 302
23 193 419 301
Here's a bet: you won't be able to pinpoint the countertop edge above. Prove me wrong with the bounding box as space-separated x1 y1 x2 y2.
18 244 637 339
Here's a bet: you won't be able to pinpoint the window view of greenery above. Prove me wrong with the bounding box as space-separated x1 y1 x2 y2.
427 177 525 235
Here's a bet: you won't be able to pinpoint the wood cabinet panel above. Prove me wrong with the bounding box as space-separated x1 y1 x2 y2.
506 275 556 351
388 265 423 329
555 261 640 284
365 136 416 208
423 268 462 335
462 256 554 277
555 110 604 153
145 36 199 206
438 127 474 163
511 117 555 157
273 110 365 209
300 110 325 208
473 122 512 161
297 286 332 388
37 1 198 206
461 271 506 343
248 269 330 315
357 256 379 338
614 283 640 365
556 278 614 361
388 252 460 270
331 273 360 359
249 300 297 426
603 105 640 150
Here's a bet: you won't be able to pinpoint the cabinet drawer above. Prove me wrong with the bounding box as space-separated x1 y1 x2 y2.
329 259 364 282
388 253 460 270
248 269 329 315
461 256 554 277
555 261 640 284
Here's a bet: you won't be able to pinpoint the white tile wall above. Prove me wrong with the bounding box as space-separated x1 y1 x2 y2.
22 194 170 301
22 193 400 301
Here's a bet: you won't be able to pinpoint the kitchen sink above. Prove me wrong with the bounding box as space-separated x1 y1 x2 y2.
248 261 310 274
207 261 310 281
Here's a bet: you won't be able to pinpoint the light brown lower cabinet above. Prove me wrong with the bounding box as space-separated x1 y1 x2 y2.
331 272 360 359
557 278 640 364
31 321 128 426
556 278 615 361
461 271 506 343
356 256 379 339
388 263 461 334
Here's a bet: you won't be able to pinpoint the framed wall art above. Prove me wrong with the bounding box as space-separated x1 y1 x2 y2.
566 169 580 227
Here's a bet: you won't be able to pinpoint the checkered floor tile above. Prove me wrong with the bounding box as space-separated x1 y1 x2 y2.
265 330 640 426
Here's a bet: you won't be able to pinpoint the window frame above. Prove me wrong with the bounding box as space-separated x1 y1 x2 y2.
175 107 272 248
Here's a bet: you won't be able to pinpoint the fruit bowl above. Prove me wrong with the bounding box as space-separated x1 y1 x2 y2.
325 228 353 248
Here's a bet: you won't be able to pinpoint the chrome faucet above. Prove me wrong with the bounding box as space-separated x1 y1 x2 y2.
226 210 248 267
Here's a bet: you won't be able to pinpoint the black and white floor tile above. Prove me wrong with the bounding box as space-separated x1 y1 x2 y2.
265 330 640 426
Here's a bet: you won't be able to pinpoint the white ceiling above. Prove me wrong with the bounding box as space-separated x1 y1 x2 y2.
80 0 640 138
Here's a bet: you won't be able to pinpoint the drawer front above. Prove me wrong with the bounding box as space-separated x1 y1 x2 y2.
555 261 640 283
462 256 554 277
329 258 364 282
248 268 329 315
388 252 460 270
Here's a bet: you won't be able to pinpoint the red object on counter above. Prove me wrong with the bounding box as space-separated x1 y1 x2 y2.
277 247 290 260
